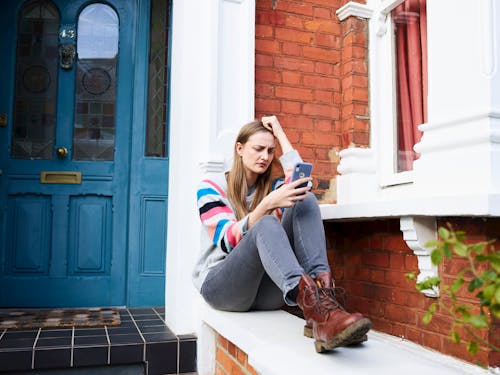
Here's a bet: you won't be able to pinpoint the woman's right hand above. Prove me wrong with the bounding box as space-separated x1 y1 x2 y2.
264 177 312 209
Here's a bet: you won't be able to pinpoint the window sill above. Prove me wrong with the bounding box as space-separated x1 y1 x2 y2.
199 304 489 375
320 192 500 221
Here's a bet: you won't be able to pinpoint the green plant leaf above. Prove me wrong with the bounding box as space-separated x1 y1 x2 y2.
491 303 500 319
469 315 488 329
425 239 439 249
422 311 433 325
443 243 452 258
429 303 437 314
480 284 496 301
468 277 484 292
431 249 443 265
495 287 500 303
405 272 416 281
469 243 485 254
450 278 465 295
451 330 461 344
466 341 479 355
453 242 468 257
439 227 450 240
455 230 466 242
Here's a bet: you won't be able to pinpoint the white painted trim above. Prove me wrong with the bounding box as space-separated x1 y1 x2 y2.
336 1 374 21
320 193 500 219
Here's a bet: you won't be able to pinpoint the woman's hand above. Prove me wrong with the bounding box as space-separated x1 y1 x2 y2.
262 115 284 137
261 115 293 154
247 177 312 228
263 177 312 209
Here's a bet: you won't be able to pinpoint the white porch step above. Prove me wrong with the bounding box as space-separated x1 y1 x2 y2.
200 306 496 375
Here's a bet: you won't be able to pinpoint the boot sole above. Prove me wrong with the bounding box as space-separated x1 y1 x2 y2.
313 318 372 353
304 325 368 346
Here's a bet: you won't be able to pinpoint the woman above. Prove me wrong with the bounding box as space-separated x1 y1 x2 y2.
193 115 371 352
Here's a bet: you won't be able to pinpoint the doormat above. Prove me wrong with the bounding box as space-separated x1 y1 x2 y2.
0 307 121 330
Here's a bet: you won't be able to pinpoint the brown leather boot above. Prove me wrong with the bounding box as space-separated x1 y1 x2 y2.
303 272 368 346
296 273 371 353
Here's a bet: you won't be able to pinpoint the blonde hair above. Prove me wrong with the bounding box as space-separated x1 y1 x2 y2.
227 121 274 220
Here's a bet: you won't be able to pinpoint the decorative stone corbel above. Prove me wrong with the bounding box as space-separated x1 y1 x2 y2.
400 216 439 297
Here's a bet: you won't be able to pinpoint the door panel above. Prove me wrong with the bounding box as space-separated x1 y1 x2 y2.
0 0 135 307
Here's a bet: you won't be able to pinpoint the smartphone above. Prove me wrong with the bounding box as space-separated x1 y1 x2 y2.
291 162 312 188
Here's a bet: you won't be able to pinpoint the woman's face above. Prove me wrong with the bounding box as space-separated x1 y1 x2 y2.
236 131 275 181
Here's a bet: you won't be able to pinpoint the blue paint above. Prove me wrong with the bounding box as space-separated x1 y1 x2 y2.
126 0 170 307
0 0 168 308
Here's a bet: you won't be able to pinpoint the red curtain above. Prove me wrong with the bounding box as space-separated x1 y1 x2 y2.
393 0 427 172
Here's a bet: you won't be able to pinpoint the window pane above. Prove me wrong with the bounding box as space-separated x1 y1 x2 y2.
393 0 427 172
73 4 118 161
145 0 170 158
11 0 59 159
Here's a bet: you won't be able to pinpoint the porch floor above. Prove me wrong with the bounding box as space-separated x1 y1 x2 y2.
0 307 196 375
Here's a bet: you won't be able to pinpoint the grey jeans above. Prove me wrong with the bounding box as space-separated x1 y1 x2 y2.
200 192 330 312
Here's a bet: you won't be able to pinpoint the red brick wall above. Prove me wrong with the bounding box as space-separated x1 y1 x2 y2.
255 0 369 202
325 217 500 367
215 333 258 375
253 0 498 368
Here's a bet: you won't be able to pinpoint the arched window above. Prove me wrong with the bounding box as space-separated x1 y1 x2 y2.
73 3 119 161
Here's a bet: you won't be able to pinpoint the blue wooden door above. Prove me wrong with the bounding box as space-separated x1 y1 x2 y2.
0 0 136 307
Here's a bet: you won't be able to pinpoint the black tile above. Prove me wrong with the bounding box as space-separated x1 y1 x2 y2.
2 330 38 340
109 343 143 365
115 321 136 328
179 339 197 374
153 306 165 313
146 341 177 375
138 325 174 335
34 347 71 369
109 333 143 345
35 337 71 348
136 319 164 327
74 327 106 336
128 308 155 315
132 314 158 321
38 329 72 339
178 333 197 341
73 345 108 367
107 326 139 335
0 349 32 372
142 332 177 343
0 337 35 349
74 335 108 347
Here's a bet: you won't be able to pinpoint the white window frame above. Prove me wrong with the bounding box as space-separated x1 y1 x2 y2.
369 0 418 188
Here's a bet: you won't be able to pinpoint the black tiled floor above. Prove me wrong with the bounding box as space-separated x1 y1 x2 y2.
0 307 197 374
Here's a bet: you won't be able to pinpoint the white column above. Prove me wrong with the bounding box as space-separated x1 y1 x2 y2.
165 0 255 339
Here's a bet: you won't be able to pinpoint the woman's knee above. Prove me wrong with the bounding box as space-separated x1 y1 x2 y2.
253 214 281 229
296 192 319 211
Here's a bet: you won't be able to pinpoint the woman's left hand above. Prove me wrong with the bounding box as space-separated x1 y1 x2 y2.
262 115 284 138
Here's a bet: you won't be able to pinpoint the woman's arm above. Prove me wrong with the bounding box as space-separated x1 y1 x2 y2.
261 115 293 155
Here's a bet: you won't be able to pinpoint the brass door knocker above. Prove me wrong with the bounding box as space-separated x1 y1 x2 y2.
59 43 76 70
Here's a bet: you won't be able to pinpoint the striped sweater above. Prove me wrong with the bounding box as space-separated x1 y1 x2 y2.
192 150 303 291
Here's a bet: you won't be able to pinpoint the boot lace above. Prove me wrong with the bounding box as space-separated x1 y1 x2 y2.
316 286 347 315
